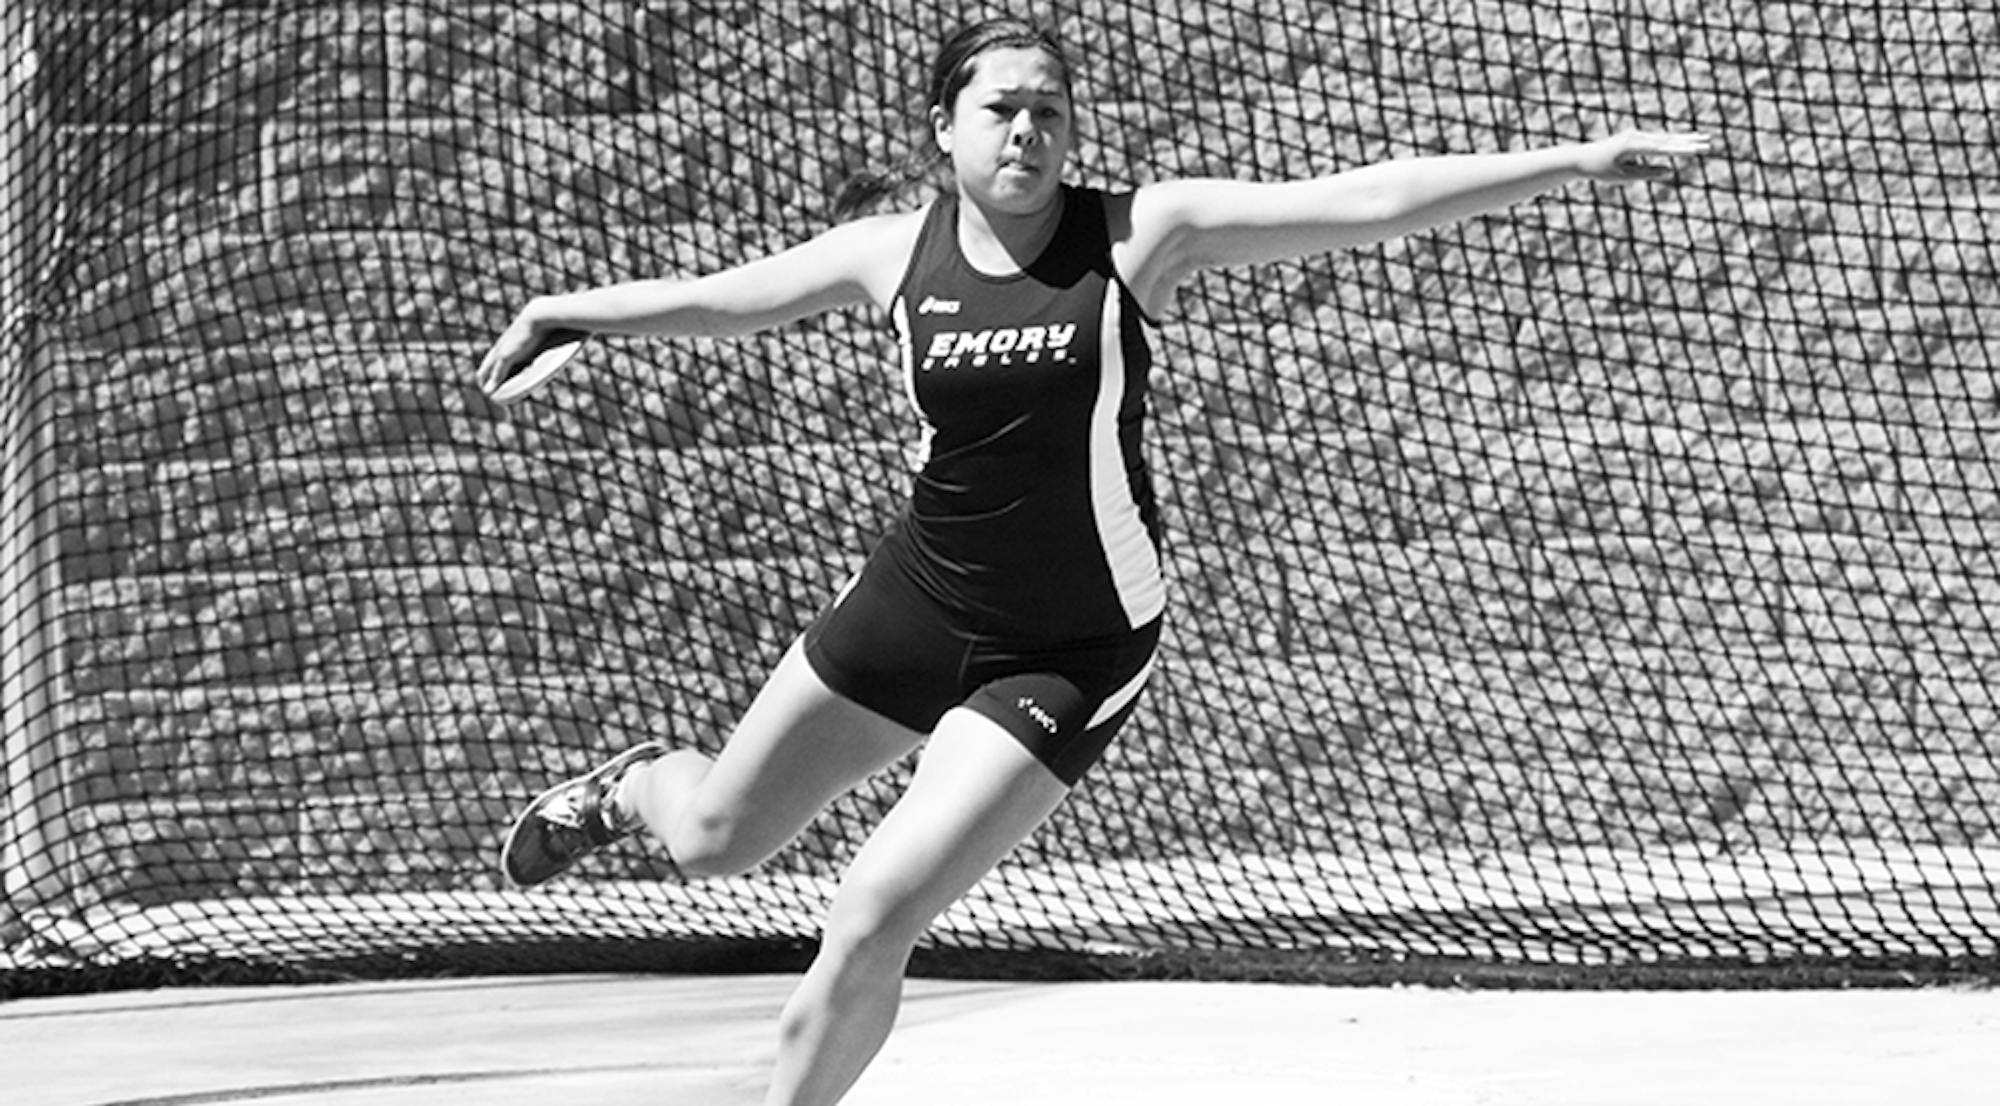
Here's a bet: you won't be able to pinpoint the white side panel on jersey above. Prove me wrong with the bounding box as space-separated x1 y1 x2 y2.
891 294 933 471
1088 294 1166 628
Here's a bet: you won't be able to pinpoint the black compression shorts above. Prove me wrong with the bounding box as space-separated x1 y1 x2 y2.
800 550 1160 786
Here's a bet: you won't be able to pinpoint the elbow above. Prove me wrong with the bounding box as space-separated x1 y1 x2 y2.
1327 166 1422 229
678 305 731 338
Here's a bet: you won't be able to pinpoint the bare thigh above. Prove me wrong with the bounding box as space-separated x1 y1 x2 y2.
821 705 1072 952
667 637 927 876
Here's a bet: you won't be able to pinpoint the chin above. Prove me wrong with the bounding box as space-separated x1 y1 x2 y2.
990 178 1060 211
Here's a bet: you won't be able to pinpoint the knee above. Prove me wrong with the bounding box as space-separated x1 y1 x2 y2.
818 873 933 966
620 753 767 880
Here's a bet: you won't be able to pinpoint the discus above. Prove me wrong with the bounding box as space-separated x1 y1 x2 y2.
488 327 589 406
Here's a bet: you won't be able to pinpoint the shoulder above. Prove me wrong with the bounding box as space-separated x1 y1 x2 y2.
1108 178 1314 317
1101 181 1217 320
805 205 934 309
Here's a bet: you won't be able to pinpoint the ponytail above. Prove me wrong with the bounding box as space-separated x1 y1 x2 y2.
829 148 946 221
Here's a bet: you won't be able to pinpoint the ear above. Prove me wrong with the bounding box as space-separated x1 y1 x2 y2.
929 104 953 155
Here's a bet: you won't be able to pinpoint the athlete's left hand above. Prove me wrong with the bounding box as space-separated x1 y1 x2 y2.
1578 130 1715 183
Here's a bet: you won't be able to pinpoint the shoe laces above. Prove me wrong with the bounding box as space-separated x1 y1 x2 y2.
538 782 597 832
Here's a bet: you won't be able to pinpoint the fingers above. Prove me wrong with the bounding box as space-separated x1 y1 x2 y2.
1637 131 1716 162
1611 152 1677 181
476 343 515 399
1604 130 1714 180
478 325 590 406
475 318 544 402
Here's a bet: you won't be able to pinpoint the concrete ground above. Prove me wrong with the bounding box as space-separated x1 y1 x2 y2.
6 972 1996 1105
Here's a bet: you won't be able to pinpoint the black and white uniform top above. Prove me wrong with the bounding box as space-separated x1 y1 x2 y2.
877 183 1165 641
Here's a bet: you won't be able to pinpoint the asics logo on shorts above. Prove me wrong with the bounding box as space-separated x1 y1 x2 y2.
922 323 1078 370
1016 697 1060 734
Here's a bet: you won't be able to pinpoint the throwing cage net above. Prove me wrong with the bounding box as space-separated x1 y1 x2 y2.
4 0 1997 995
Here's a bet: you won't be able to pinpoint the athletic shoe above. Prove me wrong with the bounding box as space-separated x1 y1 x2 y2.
501 742 666 887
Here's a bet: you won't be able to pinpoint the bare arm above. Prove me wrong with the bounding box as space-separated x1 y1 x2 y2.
477 210 922 399
1119 130 1712 315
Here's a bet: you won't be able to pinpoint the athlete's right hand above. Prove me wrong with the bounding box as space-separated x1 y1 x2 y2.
477 300 585 405
478 306 539 396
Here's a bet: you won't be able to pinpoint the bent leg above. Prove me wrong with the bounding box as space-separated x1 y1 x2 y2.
619 638 925 879
762 707 1072 1106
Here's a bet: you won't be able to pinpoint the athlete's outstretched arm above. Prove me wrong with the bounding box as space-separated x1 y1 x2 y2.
477 211 919 399
1123 130 1711 305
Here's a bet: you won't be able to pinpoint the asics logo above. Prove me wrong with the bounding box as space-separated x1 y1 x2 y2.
918 295 962 316
921 323 1078 370
538 789 587 829
1016 697 1059 735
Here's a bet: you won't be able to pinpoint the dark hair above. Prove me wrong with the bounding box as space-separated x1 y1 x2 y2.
829 18 1074 220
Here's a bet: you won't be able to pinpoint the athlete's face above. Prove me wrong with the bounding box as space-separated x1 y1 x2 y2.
932 47 1073 216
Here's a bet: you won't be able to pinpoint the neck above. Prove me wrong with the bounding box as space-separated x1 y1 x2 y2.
955 188 1065 275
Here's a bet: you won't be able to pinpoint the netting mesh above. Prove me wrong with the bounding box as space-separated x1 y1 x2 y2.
3 0 1997 994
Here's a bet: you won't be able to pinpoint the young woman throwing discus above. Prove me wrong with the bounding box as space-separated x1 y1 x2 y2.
478 17 1710 1105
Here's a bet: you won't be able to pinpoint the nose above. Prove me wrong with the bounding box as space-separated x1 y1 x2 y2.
1008 108 1039 146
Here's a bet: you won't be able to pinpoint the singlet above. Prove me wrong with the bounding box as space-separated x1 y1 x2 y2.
877 184 1165 640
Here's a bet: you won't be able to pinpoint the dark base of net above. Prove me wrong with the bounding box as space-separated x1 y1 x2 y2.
8 940 1996 1004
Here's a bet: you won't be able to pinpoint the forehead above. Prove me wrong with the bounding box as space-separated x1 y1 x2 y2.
960 46 1068 98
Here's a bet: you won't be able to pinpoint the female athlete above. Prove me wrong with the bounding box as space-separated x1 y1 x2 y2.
478 17 1710 1106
